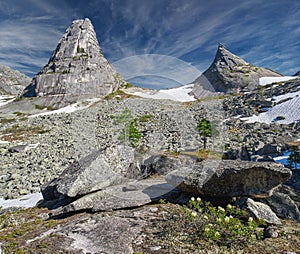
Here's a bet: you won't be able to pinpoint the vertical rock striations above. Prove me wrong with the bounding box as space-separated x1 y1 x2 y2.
191 44 282 97
23 18 125 104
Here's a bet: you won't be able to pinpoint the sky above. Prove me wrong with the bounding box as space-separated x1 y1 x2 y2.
0 0 299 89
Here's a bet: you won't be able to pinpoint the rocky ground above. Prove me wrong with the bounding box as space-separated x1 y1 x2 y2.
0 93 300 253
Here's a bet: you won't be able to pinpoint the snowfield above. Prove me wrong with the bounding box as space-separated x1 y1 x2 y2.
0 192 43 209
259 76 297 86
242 77 300 124
243 89 300 124
0 95 15 107
127 84 196 102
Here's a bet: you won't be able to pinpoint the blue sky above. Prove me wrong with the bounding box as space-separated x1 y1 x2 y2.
0 0 299 89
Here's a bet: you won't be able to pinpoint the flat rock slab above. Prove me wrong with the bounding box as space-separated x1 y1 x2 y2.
166 160 291 198
48 177 181 218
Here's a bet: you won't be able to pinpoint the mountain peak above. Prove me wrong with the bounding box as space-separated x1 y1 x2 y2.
192 44 282 96
23 18 126 106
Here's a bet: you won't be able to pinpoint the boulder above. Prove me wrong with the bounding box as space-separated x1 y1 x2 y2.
236 197 281 225
166 160 291 198
41 145 139 205
47 177 186 218
257 144 281 156
264 192 300 220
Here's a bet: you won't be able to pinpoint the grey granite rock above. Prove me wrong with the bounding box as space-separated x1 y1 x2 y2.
192 44 282 97
236 197 281 225
264 192 300 220
47 177 182 217
23 18 126 106
42 144 138 201
166 160 292 198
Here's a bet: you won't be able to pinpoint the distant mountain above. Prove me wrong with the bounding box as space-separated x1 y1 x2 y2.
293 71 300 76
191 44 282 98
23 18 126 105
0 64 31 95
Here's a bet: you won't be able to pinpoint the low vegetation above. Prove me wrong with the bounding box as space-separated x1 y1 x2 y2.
0 124 49 141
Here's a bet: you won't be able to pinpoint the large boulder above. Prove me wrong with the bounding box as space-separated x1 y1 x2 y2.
47 177 185 218
41 145 139 207
166 160 291 198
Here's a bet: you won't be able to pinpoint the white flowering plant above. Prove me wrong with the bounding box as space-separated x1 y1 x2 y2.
183 197 266 243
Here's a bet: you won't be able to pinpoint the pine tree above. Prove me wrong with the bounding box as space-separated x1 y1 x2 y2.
197 119 213 149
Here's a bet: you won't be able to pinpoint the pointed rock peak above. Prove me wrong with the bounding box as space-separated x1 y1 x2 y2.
23 18 126 107
214 43 247 67
191 44 282 96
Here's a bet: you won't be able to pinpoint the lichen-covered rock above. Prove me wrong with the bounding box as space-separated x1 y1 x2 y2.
166 160 291 198
23 18 126 106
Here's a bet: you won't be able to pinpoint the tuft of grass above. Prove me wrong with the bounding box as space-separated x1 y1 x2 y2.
104 90 133 100
1 124 49 141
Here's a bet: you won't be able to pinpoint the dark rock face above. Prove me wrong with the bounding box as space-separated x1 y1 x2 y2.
23 18 125 104
192 44 282 97
0 64 31 95
166 160 291 198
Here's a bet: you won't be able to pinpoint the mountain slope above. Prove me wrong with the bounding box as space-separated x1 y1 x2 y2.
0 64 31 95
191 44 282 97
23 18 126 105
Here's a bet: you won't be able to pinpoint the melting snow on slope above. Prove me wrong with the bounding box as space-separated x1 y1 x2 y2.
128 84 196 102
243 89 300 124
29 98 101 118
0 95 15 107
0 192 43 209
259 76 297 86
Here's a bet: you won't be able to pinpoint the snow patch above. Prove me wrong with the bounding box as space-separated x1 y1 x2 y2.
242 89 300 124
0 95 15 107
128 84 196 102
0 192 43 209
29 98 101 118
259 76 297 86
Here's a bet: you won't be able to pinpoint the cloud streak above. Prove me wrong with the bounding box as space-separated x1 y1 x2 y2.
0 0 299 81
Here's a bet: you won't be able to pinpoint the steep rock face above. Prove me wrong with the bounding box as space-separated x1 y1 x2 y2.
192 44 282 97
23 18 125 102
0 64 31 95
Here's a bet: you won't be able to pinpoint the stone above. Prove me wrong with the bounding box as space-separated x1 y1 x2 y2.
191 44 282 97
23 18 126 107
264 192 300 220
166 160 291 198
8 145 28 153
235 197 281 225
257 144 281 156
47 177 180 217
41 145 139 202
264 226 280 238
